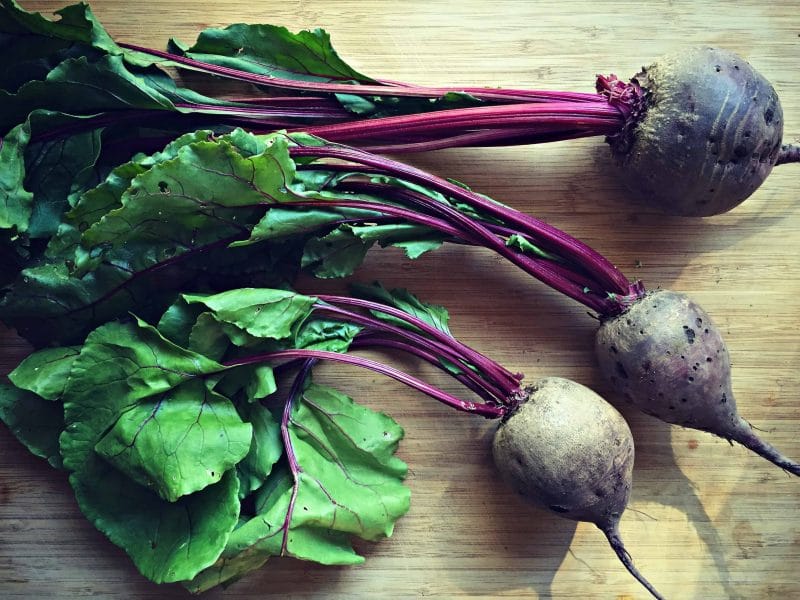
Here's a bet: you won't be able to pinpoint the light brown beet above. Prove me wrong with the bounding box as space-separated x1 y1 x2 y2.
596 290 800 475
611 47 784 216
492 377 663 600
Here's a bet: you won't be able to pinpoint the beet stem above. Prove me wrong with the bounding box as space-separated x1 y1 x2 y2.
279 358 317 556
728 418 800 477
775 143 800 166
224 348 506 418
601 523 665 600
119 42 607 105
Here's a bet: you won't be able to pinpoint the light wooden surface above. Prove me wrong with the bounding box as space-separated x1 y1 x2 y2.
2 1 799 598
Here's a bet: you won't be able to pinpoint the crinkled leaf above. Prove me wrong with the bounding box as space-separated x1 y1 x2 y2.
235 402 282 497
94 380 252 502
0 54 174 134
60 318 223 474
182 288 317 341
349 222 447 258
351 281 452 335
8 345 80 400
0 118 33 232
294 318 362 353
0 383 64 468
71 463 240 583
170 23 375 84
302 226 373 279
79 132 299 257
185 381 409 589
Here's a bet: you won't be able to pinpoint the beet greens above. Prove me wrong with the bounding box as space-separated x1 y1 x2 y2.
0 280 663 597
2 0 796 218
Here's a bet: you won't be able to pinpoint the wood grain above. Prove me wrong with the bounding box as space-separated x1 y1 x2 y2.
2 1 799 598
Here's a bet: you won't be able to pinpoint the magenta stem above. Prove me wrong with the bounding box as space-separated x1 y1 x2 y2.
301 102 623 144
313 303 514 401
224 349 506 418
288 142 640 314
120 42 608 105
315 294 520 389
350 334 501 405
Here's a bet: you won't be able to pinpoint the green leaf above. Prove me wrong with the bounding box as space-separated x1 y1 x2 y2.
185 380 409 588
156 297 205 348
0 383 64 468
94 380 252 502
0 54 174 133
351 281 452 335
236 402 282 497
393 238 444 259
182 288 317 341
170 24 375 84
294 318 362 353
0 0 120 57
505 233 563 262
60 318 223 474
349 222 446 258
301 226 373 278
245 364 278 400
8 346 80 400
233 206 379 247
80 132 298 255
336 90 483 118
71 463 240 583
188 312 231 361
0 118 33 232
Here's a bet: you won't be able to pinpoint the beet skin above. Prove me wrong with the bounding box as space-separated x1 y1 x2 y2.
595 290 800 475
610 47 784 216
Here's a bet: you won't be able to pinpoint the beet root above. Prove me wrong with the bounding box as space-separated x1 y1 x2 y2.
596 290 800 475
610 47 784 216
492 377 663 600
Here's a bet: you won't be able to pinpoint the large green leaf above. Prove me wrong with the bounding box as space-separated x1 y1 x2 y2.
0 118 33 232
94 379 252 502
0 0 119 54
0 54 174 133
235 402 282 497
71 462 240 583
60 318 223 473
184 380 409 590
8 345 80 400
170 23 375 84
0 383 64 468
182 288 317 341
80 133 299 253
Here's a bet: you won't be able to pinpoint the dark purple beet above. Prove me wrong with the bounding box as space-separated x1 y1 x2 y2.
595 290 800 475
610 47 784 216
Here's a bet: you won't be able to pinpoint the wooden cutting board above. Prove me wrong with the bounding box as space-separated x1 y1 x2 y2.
2 1 799 598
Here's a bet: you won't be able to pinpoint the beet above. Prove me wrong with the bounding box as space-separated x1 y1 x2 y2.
609 47 784 216
595 290 800 475
492 377 664 600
